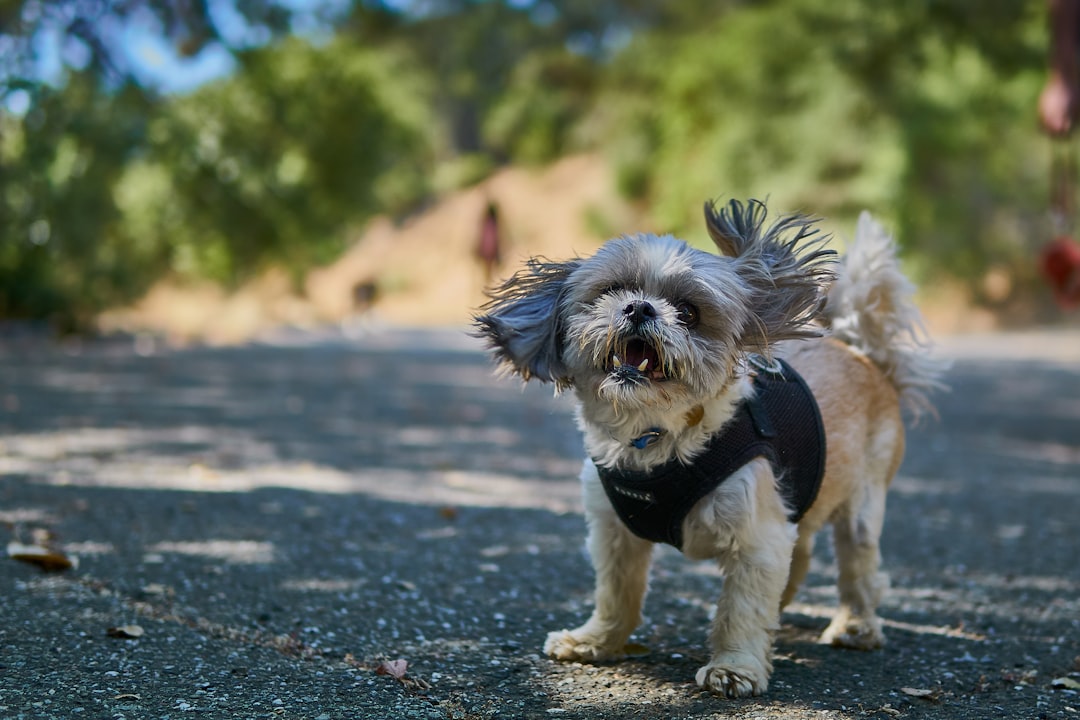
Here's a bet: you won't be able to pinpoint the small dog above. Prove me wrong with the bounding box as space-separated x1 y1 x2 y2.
474 199 944 697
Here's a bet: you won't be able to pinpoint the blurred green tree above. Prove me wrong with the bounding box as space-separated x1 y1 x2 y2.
133 36 436 284
594 0 1050 302
0 0 294 90
484 49 597 164
1 3 435 326
0 75 162 330
0 0 297 328
0 0 1064 329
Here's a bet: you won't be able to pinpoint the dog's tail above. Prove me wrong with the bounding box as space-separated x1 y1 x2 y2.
823 212 947 422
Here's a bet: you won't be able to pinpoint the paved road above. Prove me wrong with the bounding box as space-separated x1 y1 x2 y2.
1 327 1078 720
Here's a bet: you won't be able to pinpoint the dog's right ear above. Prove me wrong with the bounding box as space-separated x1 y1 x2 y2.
704 198 837 351
473 257 581 385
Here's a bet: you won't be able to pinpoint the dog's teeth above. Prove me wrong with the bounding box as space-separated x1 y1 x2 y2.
612 355 622 368
637 359 649 372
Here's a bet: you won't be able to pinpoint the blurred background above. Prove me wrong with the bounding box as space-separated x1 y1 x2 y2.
0 0 1070 343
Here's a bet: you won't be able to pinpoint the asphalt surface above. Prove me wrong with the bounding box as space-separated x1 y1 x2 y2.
1 326 1078 720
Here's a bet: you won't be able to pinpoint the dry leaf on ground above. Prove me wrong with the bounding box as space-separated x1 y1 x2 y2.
7 542 76 571
900 687 941 702
374 658 431 690
375 659 408 680
106 625 145 639
140 583 172 598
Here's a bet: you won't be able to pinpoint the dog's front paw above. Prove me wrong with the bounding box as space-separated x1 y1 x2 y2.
820 611 885 650
695 657 769 698
544 629 622 662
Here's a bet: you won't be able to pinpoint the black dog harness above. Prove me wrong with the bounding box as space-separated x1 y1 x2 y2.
596 358 826 550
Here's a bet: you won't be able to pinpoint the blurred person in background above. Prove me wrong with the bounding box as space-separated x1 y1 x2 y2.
1040 0 1080 308
476 200 503 286
1041 0 1080 135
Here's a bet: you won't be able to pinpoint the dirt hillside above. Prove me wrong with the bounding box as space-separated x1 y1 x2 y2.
99 153 1002 344
99 154 642 344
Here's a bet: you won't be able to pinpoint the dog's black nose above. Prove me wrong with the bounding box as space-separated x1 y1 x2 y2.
623 300 656 324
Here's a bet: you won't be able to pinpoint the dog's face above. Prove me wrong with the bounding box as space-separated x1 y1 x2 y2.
475 200 836 413
558 234 753 410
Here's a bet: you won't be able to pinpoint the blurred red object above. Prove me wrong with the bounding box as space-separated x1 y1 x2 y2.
1040 235 1080 308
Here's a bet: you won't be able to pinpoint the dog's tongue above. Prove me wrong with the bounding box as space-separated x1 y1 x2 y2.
624 339 660 371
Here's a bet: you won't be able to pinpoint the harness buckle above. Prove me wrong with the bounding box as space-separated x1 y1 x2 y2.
747 353 783 376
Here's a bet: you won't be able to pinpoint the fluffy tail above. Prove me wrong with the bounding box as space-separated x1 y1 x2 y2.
824 212 948 422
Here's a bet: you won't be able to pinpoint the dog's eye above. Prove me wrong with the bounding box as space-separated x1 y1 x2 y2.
675 301 699 327
600 284 624 297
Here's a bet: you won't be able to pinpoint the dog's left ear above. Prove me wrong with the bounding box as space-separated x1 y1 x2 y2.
474 257 582 385
704 198 837 351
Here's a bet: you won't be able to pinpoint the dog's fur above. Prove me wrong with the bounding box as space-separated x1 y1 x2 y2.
474 199 945 698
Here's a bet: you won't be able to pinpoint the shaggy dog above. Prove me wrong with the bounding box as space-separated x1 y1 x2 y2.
474 199 944 697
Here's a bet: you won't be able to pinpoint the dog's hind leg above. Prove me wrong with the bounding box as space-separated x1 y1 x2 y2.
780 531 815 610
545 462 654 662
820 482 889 650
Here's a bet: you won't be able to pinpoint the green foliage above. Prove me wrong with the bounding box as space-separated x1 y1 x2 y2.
888 37 1048 292
0 75 163 329
138 36 435 284
484 50 597 164
0 35 435 326
0 0 1065 329
598 5 903 237
0 0 296 87
791 0 1047 291
594 0 1051 294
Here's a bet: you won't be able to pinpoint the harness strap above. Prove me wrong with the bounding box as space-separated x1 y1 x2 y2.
596 359 826 549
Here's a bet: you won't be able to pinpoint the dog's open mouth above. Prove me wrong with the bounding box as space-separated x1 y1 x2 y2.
607 337 668 382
